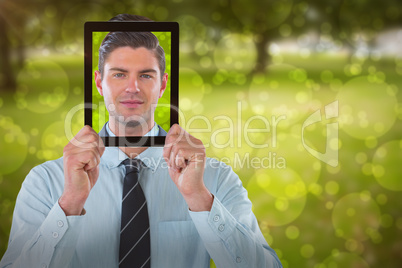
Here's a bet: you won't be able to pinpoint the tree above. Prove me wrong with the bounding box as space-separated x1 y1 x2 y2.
0 14 16 90
310 0 402 54
228 0 294 73
0 0 47 91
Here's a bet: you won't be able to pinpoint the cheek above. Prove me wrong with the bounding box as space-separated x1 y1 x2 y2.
102 81 120 99
100 85 114 105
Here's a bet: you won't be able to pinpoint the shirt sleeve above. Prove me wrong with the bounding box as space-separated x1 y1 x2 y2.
188 163 282 268
0 165 85 268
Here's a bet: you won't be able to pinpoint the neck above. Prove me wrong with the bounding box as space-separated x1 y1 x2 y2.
119 146 149 158
109 117 155 136
107 118 155 158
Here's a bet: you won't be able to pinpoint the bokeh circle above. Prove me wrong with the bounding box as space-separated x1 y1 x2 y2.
372 140 402 191
214 33 256 73
16 59 69 113
179 67 206 111
336 76 397 139
247 167 307 226
37 121 71 161
248 64 314 126
0 116 29 175
321 252 369 268
332 193 381 241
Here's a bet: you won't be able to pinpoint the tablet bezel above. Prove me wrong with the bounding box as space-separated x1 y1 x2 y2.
84 21 179 147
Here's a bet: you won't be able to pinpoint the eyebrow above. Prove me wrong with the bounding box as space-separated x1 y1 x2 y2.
108 67 158 74
108 67 128 73
139 69 157 74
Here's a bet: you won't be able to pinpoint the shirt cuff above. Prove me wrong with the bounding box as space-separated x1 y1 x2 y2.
189 196 237 243
39 201 85 248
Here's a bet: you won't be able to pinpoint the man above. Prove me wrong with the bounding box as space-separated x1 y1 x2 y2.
1 14 282 268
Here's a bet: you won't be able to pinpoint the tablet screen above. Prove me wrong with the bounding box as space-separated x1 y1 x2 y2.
84 22 179 146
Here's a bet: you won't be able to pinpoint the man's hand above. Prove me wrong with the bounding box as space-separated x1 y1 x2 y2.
163 124 213 212
59 126 105 216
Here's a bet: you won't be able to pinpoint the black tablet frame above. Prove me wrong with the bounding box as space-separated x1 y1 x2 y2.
84 21 179 147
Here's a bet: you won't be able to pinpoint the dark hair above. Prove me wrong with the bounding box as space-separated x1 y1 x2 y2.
98 14 165 80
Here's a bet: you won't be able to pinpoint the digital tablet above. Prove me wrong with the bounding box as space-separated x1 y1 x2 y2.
84 21 179 146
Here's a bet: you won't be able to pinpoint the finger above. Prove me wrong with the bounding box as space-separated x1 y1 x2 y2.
168 140 183 170
98 135 106 156
68 126 101 149
66 137 102 161
175 149 187 170
164 132 182 167
87 165 100 187
165 124 186 147
167 123 183 136
163 139 173 167
169 149 178 171
91 135 105 161
81 151 100 171
67 150 100 172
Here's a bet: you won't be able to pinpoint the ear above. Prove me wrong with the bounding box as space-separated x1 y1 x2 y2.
159 73 168 98
95 70 103 96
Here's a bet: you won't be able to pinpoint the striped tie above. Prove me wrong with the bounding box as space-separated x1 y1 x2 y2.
119 158 151 268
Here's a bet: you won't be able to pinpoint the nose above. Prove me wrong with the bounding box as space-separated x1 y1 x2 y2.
126 76 140 92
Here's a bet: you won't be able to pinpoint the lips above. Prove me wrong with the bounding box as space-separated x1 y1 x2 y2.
120 100 144 108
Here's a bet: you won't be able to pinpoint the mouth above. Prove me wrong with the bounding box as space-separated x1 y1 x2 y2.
120 100 144 108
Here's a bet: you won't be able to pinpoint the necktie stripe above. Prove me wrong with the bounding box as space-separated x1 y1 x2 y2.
119 158 151 268
119 227 150 265
139 257 151 268
122 180 139 202
120 200 147 234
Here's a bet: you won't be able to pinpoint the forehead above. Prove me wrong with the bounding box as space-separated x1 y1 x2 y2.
105 46 159 71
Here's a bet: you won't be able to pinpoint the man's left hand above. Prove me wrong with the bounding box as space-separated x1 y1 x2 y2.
163 124 213 212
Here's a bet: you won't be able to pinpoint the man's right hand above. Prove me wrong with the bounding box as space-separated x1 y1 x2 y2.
59 126 105 216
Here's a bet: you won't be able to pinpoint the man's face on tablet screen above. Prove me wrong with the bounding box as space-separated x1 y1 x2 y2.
95 46 168 130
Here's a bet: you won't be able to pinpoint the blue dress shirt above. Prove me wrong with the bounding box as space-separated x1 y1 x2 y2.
1 124 282 268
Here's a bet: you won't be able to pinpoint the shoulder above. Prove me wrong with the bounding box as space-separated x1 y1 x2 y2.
18 157 65 204
203 157 242 190
29 157 64 177
158 125 168 136
24 157 65 188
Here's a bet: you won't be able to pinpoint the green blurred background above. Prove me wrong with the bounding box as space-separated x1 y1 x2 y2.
0 0 401 267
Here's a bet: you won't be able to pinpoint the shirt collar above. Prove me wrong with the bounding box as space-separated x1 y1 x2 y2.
101 123 163 171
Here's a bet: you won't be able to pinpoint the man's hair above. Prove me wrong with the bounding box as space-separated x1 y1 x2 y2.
98 14 165 80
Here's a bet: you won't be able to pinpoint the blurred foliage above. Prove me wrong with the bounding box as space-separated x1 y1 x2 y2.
1 0 402 267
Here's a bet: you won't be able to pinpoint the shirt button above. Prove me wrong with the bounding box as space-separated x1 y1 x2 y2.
213 215 220 222
42 264 47 268
218 224 225 232
57 220 64 228
52 232 59 239
236 257 242 263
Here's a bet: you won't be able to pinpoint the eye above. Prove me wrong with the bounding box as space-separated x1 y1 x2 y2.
113 73 126 78
140 74 152 79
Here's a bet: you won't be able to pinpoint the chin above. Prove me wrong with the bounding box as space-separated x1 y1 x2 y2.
124 120 143 128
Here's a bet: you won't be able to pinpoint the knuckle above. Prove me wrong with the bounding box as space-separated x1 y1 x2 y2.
87 134 98 143
83 125 93 133
63 154 74 167
63 145 70 154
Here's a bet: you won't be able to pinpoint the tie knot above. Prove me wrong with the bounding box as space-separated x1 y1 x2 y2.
122 158 141 174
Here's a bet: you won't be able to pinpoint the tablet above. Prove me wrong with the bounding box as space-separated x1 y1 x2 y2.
84 21 179 146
